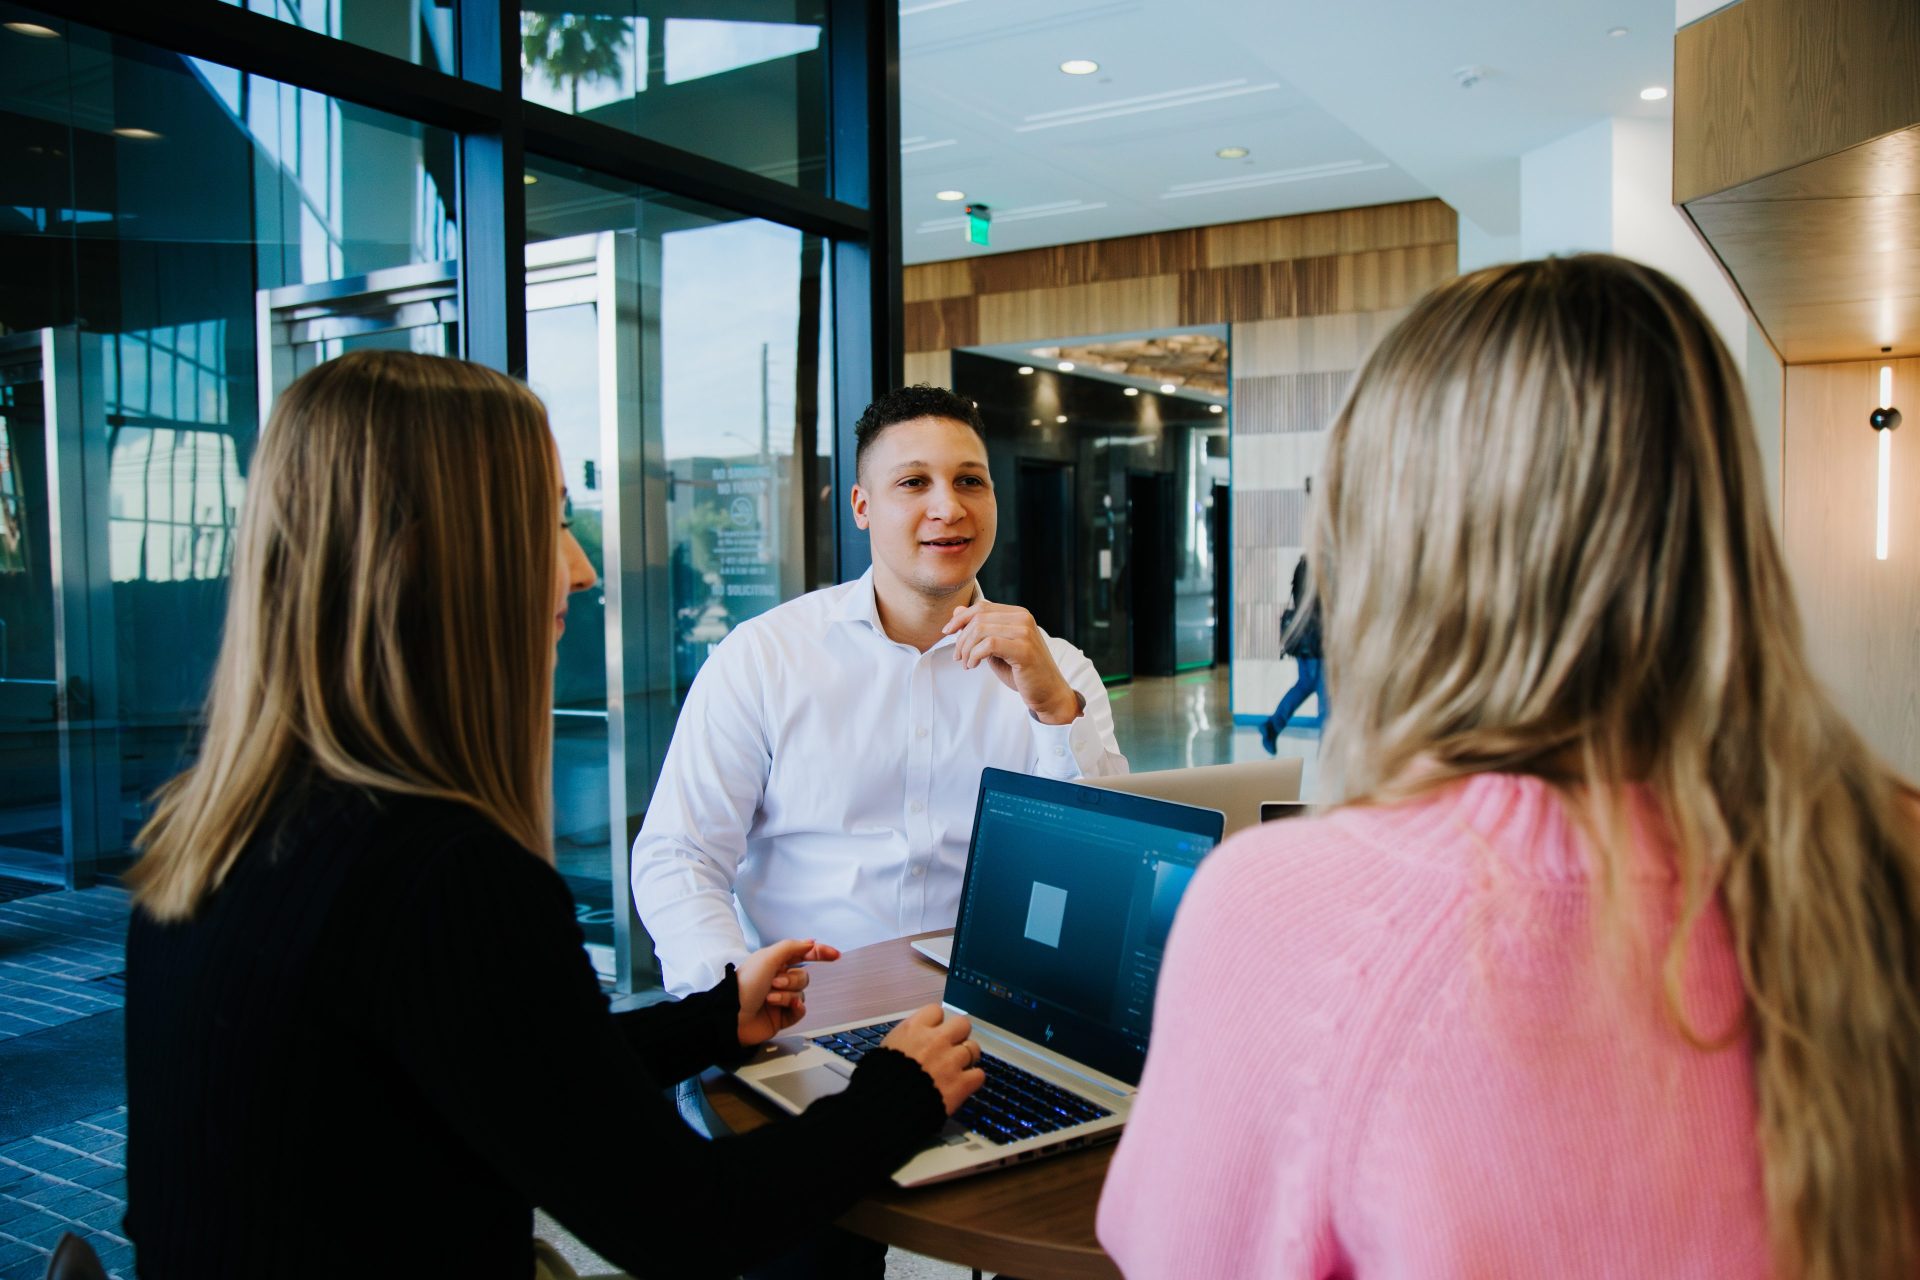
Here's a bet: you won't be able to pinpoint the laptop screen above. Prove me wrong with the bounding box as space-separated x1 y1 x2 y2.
944 768 1225 1086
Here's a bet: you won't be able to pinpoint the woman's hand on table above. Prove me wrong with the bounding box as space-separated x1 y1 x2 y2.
882 1005 986 1114
735 938 840 1047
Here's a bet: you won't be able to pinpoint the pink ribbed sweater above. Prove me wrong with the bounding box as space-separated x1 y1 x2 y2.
1097 773 1770 1278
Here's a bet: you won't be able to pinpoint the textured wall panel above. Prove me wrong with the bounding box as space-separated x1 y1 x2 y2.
1233 309 1408 376
975 275 1181 346
1233 372 1352 435
903 296 979 352
904 350 953 389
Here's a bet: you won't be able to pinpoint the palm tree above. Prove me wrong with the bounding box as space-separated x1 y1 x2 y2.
521 13 632 115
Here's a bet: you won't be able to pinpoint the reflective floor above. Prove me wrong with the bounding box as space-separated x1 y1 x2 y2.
1106 666 1322 800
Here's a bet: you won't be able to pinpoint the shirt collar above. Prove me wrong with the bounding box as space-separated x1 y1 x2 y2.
829 569 989 646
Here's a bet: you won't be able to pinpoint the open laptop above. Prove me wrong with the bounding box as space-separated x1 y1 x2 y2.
731 767 1225 1187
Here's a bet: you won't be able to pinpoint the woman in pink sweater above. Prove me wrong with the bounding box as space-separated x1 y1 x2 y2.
1098 255 1920 1280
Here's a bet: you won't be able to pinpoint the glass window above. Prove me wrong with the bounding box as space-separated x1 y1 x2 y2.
523 158 834 928
520 3 829 195
215 0 459 74
0 11 456 880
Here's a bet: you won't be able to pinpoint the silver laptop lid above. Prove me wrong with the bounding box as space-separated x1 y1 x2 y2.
943 768 1225 1086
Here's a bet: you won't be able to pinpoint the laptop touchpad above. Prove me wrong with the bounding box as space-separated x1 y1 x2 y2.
759 1064 852 1110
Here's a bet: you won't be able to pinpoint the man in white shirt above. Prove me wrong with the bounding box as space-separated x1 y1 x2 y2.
633 385 1129 996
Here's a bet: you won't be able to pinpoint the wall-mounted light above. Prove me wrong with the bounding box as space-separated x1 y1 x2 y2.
1872 364 1901 561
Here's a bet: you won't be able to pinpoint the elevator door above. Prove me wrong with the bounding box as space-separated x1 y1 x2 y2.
1127 470 1177 677
1016 459 1076 644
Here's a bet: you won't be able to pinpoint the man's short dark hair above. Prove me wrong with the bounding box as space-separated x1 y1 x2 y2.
854 385 986 479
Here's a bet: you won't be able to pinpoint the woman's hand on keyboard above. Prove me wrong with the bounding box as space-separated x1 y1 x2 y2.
883 1005 987 1113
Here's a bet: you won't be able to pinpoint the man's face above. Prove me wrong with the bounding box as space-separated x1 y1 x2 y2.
852 415 996 599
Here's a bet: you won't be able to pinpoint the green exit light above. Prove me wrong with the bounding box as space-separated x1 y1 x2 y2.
965 203 990 247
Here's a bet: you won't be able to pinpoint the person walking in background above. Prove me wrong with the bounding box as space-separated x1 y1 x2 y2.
1099 255 1920 1279
1259 553 1323 754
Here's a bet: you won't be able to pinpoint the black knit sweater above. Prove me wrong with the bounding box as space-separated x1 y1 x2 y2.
124 782 945 1279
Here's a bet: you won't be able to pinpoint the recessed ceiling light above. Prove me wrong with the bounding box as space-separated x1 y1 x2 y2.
1059 59 1099 76
1215 146 1249 160
112 127 163 141
1123 387 1139 397
1608 26 1629 37
1209 403 1224 414
523 173 539 185
5 21 60 37
1159 383 1177 394
1030 418 1041 426
1057 361 1075 372
1640 86 1668 101
1017 365 1034 375
936 189 966 202
1055 414 1068 423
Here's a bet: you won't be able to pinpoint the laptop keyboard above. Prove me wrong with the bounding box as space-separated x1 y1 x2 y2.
810 1020 1115 1146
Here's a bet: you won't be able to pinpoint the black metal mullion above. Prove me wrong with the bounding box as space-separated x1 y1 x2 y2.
37 0 503 133
826 0 900 582
522 105 868 241
456 0 525 376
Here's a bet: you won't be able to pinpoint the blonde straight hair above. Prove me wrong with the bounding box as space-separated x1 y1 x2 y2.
1312 255 1920 1280
129 350 559 920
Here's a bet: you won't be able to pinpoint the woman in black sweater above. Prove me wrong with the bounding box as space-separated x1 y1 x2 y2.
123 351 984 1279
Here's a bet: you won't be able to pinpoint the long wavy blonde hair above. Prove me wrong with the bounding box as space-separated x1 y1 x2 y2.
129 350 559 920
1312 254 1920 1279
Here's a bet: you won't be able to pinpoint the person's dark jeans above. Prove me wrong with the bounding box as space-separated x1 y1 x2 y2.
1265 658 1324 735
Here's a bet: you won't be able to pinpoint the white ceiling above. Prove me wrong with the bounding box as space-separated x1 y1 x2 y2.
899 0 1677 263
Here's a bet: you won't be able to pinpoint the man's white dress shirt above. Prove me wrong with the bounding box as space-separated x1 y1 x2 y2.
631 570 1129 994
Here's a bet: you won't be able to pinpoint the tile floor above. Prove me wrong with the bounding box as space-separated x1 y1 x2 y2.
0 672 1316 1279
0 886 133 1280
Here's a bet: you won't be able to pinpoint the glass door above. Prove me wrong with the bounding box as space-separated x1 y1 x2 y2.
258 239 650 987
0 335 63 883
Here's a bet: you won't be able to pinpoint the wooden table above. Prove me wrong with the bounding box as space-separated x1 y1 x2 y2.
700 932 1124 1280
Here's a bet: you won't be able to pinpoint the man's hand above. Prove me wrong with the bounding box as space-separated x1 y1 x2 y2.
735 938 840 1047
942 602 1081 724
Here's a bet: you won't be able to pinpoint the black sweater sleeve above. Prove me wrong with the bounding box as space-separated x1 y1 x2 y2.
351 831 945 1280
609 971 751 1085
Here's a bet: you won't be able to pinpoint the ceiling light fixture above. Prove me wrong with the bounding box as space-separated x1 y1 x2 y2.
1159 383 1177 394
1017 365 1034 375
935 189 966 201
1640 86 1668 101
1209 404 1224 414
1608 26 1629 37
1059 59 1099 75
112 127 163 141
1123 387 1139 397
1058 361 1075 372
4 21 60 37
1055 414 1069 424
1216 146 1249 160
1030 418 1041 426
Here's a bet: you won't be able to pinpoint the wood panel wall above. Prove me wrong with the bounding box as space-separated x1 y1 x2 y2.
901 199 1458 718
1674 0 1920 206
1784 357 1920 776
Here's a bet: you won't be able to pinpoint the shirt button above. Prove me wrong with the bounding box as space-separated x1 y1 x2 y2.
1053 746 1066 758
916 726 929 739
910 800 924 814
911 866 925 877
